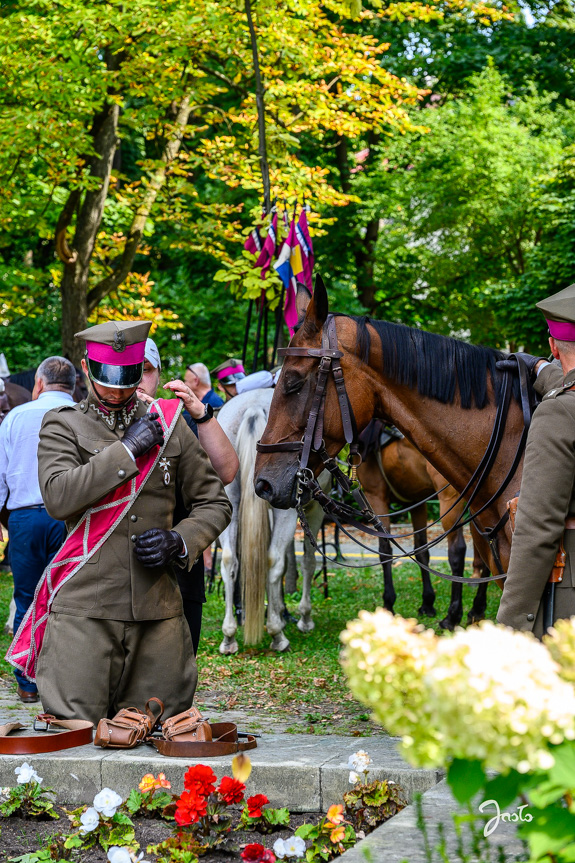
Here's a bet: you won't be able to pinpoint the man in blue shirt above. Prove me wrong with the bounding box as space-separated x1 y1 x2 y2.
184 362 224 409
0 356 77 702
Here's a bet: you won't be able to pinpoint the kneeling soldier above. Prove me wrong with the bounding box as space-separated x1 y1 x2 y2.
8 320 231 724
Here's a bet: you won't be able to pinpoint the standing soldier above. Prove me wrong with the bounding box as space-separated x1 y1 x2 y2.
497 284 575 636
8 320 231 724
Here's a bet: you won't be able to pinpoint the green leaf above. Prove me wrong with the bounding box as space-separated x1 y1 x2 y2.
548 742 575 790
519 806 575 857
447 758 485 804
126 788 143 814
483 770 523 809
264 806 290 826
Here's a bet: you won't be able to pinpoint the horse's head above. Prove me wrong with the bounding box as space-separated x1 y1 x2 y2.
254 276 377 508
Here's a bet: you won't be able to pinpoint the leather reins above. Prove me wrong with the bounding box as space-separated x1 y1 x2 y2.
256 315 535 584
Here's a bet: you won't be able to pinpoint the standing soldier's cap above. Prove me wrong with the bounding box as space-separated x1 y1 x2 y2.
211 358 246 385
75 320 152 388
537 284 575 341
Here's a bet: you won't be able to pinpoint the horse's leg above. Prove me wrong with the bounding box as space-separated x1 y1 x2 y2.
267 509 298 652
284 540 299 594
430 479 467 631
411 504 436 617
219 518 240 655
467 538 489 624
298 499 324 633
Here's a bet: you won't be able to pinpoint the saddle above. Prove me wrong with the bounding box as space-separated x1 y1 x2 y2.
357 419 403 460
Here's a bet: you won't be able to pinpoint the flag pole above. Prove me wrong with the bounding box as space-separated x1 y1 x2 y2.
245 0 271 213
262 300 269 370
272 286 286 366
253 296 264 373
242 299 253 366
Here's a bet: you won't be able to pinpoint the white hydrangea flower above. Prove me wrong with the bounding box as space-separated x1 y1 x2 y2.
107 848 132 863
14 762 42 785
93 787 123 818
273 838 287 859
79 807 100 834
342 611 575 774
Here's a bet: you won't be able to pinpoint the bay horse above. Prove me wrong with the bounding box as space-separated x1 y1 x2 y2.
254 278 524 586
357 428 489 629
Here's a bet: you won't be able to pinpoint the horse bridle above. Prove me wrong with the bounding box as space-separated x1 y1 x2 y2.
256 314 535 584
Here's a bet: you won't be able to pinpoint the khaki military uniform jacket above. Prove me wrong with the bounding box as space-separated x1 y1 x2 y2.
497 362 575 635
37 395 232 621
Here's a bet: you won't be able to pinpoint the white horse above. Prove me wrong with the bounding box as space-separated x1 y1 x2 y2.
216 389 324 654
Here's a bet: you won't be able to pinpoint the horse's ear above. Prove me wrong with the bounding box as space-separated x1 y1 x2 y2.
296 284 312 323
311 274 329 326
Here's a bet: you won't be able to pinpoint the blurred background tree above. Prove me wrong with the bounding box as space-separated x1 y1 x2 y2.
0 0 573 374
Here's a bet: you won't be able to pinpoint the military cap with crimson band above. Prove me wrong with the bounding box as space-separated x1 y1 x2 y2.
537 284 575 342
75 320 152 388
211 358 246 385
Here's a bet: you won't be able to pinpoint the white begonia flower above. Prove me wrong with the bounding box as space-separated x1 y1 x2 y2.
348 750 371 772
348 770 360 785
107 848 132 863
283 836 306 858
273 838 287 859
14 762 42 785
79 807 100 834
93 787 123 818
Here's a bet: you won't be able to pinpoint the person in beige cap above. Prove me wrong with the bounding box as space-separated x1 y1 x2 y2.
8 320 231 724
497 284 575 636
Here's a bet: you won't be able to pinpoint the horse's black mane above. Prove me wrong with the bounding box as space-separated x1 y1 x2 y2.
333 314 515 409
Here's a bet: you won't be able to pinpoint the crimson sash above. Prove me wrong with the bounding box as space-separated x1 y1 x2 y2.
6 398 182 682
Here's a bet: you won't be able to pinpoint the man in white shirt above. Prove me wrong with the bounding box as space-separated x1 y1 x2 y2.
0 356 77 702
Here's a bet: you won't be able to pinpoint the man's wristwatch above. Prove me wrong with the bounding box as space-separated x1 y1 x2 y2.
195 404 214 424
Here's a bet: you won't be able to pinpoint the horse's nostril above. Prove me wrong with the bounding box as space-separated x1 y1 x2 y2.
255 478 273 500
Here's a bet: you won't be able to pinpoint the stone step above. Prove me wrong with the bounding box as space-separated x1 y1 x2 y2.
338 779 527 862
0 733 440 811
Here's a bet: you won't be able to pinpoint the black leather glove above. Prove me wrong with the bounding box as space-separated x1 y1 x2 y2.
495 352 545 376
122 413 164 458
134 529 185 567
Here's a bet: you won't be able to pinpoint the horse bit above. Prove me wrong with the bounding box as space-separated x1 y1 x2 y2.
257 314 536 585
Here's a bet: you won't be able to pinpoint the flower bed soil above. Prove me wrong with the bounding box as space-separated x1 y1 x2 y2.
0 809 335 862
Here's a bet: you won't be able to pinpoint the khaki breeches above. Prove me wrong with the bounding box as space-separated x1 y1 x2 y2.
36 612 197 726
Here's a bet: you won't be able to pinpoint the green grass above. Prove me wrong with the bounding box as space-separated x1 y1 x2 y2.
0 553 500 734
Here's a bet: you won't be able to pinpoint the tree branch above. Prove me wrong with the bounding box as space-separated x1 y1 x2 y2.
86 96 193 312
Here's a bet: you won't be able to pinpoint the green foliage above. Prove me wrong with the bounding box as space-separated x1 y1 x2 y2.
344 778 405 829
440 741 575 862
125 787 173 818
295 815 357 861
0 781 59 820
64 805 136 852
238 802 291 833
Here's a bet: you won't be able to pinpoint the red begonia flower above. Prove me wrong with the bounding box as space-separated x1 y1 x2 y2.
240 843 266 861
183 764 217 795
218 775 246 805
174 788 208 826
247 793 269 819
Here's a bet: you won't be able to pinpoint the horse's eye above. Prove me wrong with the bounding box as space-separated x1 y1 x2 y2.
284 376 305 395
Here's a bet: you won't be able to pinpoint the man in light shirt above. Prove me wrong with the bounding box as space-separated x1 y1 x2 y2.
0 356 76 702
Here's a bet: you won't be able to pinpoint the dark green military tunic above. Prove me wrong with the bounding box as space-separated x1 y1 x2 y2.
497 362 575 637
35 393 232 722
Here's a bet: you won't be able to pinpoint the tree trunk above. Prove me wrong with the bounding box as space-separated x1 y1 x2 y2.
355 217 380 311
245 0 270 212
60 100 120 364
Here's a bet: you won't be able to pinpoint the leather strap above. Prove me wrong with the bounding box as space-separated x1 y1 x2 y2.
565 517 575 530
0 715 93 754
148 722 257 757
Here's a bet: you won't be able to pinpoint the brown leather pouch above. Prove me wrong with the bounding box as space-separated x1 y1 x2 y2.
161 707 212 743
507 495 565 583
94 698 164 749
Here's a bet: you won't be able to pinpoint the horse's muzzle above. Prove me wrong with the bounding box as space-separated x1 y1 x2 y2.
254 469 298 509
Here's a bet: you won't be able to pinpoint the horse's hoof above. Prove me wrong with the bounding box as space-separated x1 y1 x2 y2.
297 618 315 633
270 632 290 652
467 613 485 625
219 639 239 655
439 617 457 631
418 605 437 618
